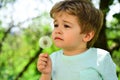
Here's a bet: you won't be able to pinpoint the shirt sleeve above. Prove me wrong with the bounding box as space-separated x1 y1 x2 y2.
101 53 118 80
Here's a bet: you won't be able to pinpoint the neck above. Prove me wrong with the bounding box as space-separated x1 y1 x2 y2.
63 47 88 56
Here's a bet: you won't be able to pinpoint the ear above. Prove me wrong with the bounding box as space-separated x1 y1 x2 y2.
83 31 95 42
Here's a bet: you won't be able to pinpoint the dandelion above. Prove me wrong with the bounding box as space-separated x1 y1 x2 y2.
39 36 52 49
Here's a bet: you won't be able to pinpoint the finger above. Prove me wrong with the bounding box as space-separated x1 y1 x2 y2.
39 53 49 62
39 53 48 58
37 64 46 71
39 57 48 62
37 53 50 67
37 61 47 71
38 60 47 66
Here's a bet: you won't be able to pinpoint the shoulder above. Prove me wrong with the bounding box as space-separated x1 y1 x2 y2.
97 48 109 55
50 50 63 56
50 50 63 59
89 48 113 65
94 48 116 69
92 49 117 80
50 50 63 67
95 48 111 62
89 48 110 61
96 48 109 58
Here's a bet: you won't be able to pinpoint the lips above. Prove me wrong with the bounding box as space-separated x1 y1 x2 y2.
54 37 63 40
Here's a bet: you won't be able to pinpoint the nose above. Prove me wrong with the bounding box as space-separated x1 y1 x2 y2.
55 27 62 34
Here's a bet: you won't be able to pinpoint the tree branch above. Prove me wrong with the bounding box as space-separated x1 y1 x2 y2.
15 48 43 80
0 23 14 53
0 15 42 53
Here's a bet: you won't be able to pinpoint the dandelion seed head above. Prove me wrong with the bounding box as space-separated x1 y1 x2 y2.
39 36 52 49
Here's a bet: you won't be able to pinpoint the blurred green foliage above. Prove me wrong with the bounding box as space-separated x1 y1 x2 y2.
0 0 120 80
106 12 120 79
0 19 59 80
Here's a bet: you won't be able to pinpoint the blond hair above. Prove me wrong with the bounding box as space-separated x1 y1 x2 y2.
50 0 103 48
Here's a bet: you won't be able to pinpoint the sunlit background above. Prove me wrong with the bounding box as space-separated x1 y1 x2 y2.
0 0 120 80
0 0 119 29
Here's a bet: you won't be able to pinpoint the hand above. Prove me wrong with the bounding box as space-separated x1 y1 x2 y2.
37 53 52 75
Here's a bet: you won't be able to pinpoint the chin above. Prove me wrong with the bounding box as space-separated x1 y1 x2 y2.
55 44 63 48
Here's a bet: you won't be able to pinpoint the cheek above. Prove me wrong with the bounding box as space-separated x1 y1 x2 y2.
51 32 55 40
69 30 80 38
64 33 78 42
66 32 83 43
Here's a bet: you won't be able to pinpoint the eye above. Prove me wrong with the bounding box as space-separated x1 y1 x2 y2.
64 24 70 28
54 24 58 28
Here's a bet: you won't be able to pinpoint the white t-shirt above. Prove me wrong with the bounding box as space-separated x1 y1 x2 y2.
50 48 118 80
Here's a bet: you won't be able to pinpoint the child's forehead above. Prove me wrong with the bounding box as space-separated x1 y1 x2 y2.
52 11 76 18
55 12 68 17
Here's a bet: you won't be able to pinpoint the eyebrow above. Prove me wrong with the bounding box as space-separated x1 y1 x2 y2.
63 20 72 25
54 19 73 25
53 20 57 23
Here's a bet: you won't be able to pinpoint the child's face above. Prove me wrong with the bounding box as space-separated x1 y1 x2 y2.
52 12 86 50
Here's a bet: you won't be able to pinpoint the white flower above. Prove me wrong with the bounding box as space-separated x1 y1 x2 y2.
39 36 52 49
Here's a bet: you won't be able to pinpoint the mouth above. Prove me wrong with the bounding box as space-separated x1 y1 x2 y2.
54 37 63 40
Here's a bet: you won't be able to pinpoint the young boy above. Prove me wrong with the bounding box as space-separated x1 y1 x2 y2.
37 0 118 80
